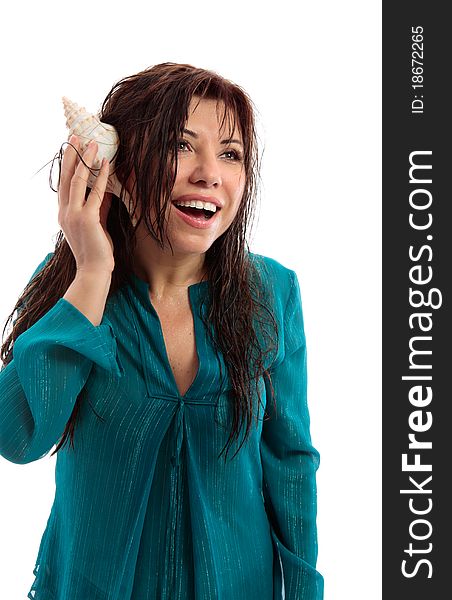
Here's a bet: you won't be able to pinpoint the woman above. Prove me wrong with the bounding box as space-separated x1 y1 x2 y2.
0 62 324 599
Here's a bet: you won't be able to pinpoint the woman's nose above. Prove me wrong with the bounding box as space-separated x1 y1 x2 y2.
189 152 222 187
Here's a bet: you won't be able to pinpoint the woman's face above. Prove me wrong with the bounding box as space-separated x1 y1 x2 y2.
130 96 246 256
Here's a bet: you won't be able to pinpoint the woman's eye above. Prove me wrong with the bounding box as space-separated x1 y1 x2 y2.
177 140 242 161
223 149 242 161
178 140 190 151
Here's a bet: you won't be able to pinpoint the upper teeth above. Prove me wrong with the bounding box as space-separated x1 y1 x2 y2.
174 200 217 213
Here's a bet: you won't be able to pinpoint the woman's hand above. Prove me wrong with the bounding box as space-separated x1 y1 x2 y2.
58 135 115 274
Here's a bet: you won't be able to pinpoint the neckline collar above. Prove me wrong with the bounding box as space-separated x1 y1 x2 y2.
130 271 209 292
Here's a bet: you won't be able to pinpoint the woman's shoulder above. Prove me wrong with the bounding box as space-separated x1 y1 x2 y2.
248 251 296 297
247 252 300 325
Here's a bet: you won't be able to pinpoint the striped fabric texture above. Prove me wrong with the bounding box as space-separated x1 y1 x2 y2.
0 251 324 599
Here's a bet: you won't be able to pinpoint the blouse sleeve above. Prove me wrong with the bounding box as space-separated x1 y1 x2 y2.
260 270 324 600
0 254 124 465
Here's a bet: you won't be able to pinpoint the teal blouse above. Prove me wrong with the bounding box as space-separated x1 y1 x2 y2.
0 251 324 599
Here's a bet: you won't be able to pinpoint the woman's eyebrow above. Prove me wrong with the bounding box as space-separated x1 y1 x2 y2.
183 128 243 147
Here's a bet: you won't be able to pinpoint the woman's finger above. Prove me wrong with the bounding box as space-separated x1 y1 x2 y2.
87 158 110 209
58 135 79 208
68 140 99 210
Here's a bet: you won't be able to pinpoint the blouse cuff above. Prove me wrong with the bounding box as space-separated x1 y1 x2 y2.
270 526 324 600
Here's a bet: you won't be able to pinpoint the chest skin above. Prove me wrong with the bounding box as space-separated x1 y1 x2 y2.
149 293 199 398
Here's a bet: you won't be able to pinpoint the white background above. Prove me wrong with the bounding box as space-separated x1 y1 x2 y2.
0 1 381 598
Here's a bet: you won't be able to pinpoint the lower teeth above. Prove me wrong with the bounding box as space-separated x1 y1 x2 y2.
178 207 213 220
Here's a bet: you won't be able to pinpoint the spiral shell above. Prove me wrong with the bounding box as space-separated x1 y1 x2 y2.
62 96 130 204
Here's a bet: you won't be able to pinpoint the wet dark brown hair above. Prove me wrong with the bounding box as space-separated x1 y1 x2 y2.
1 62 279 463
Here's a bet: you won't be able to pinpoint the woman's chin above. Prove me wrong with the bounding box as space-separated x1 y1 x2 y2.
166 223 217 254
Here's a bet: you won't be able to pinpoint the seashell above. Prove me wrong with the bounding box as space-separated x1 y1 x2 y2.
62 96 132 207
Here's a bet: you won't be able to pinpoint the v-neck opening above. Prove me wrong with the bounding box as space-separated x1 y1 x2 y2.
128 272 207 400
156 286 201 400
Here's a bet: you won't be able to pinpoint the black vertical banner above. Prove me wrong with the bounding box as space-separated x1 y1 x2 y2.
383 3 451 598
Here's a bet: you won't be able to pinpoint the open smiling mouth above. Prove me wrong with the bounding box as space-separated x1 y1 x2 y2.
171 203 220 221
